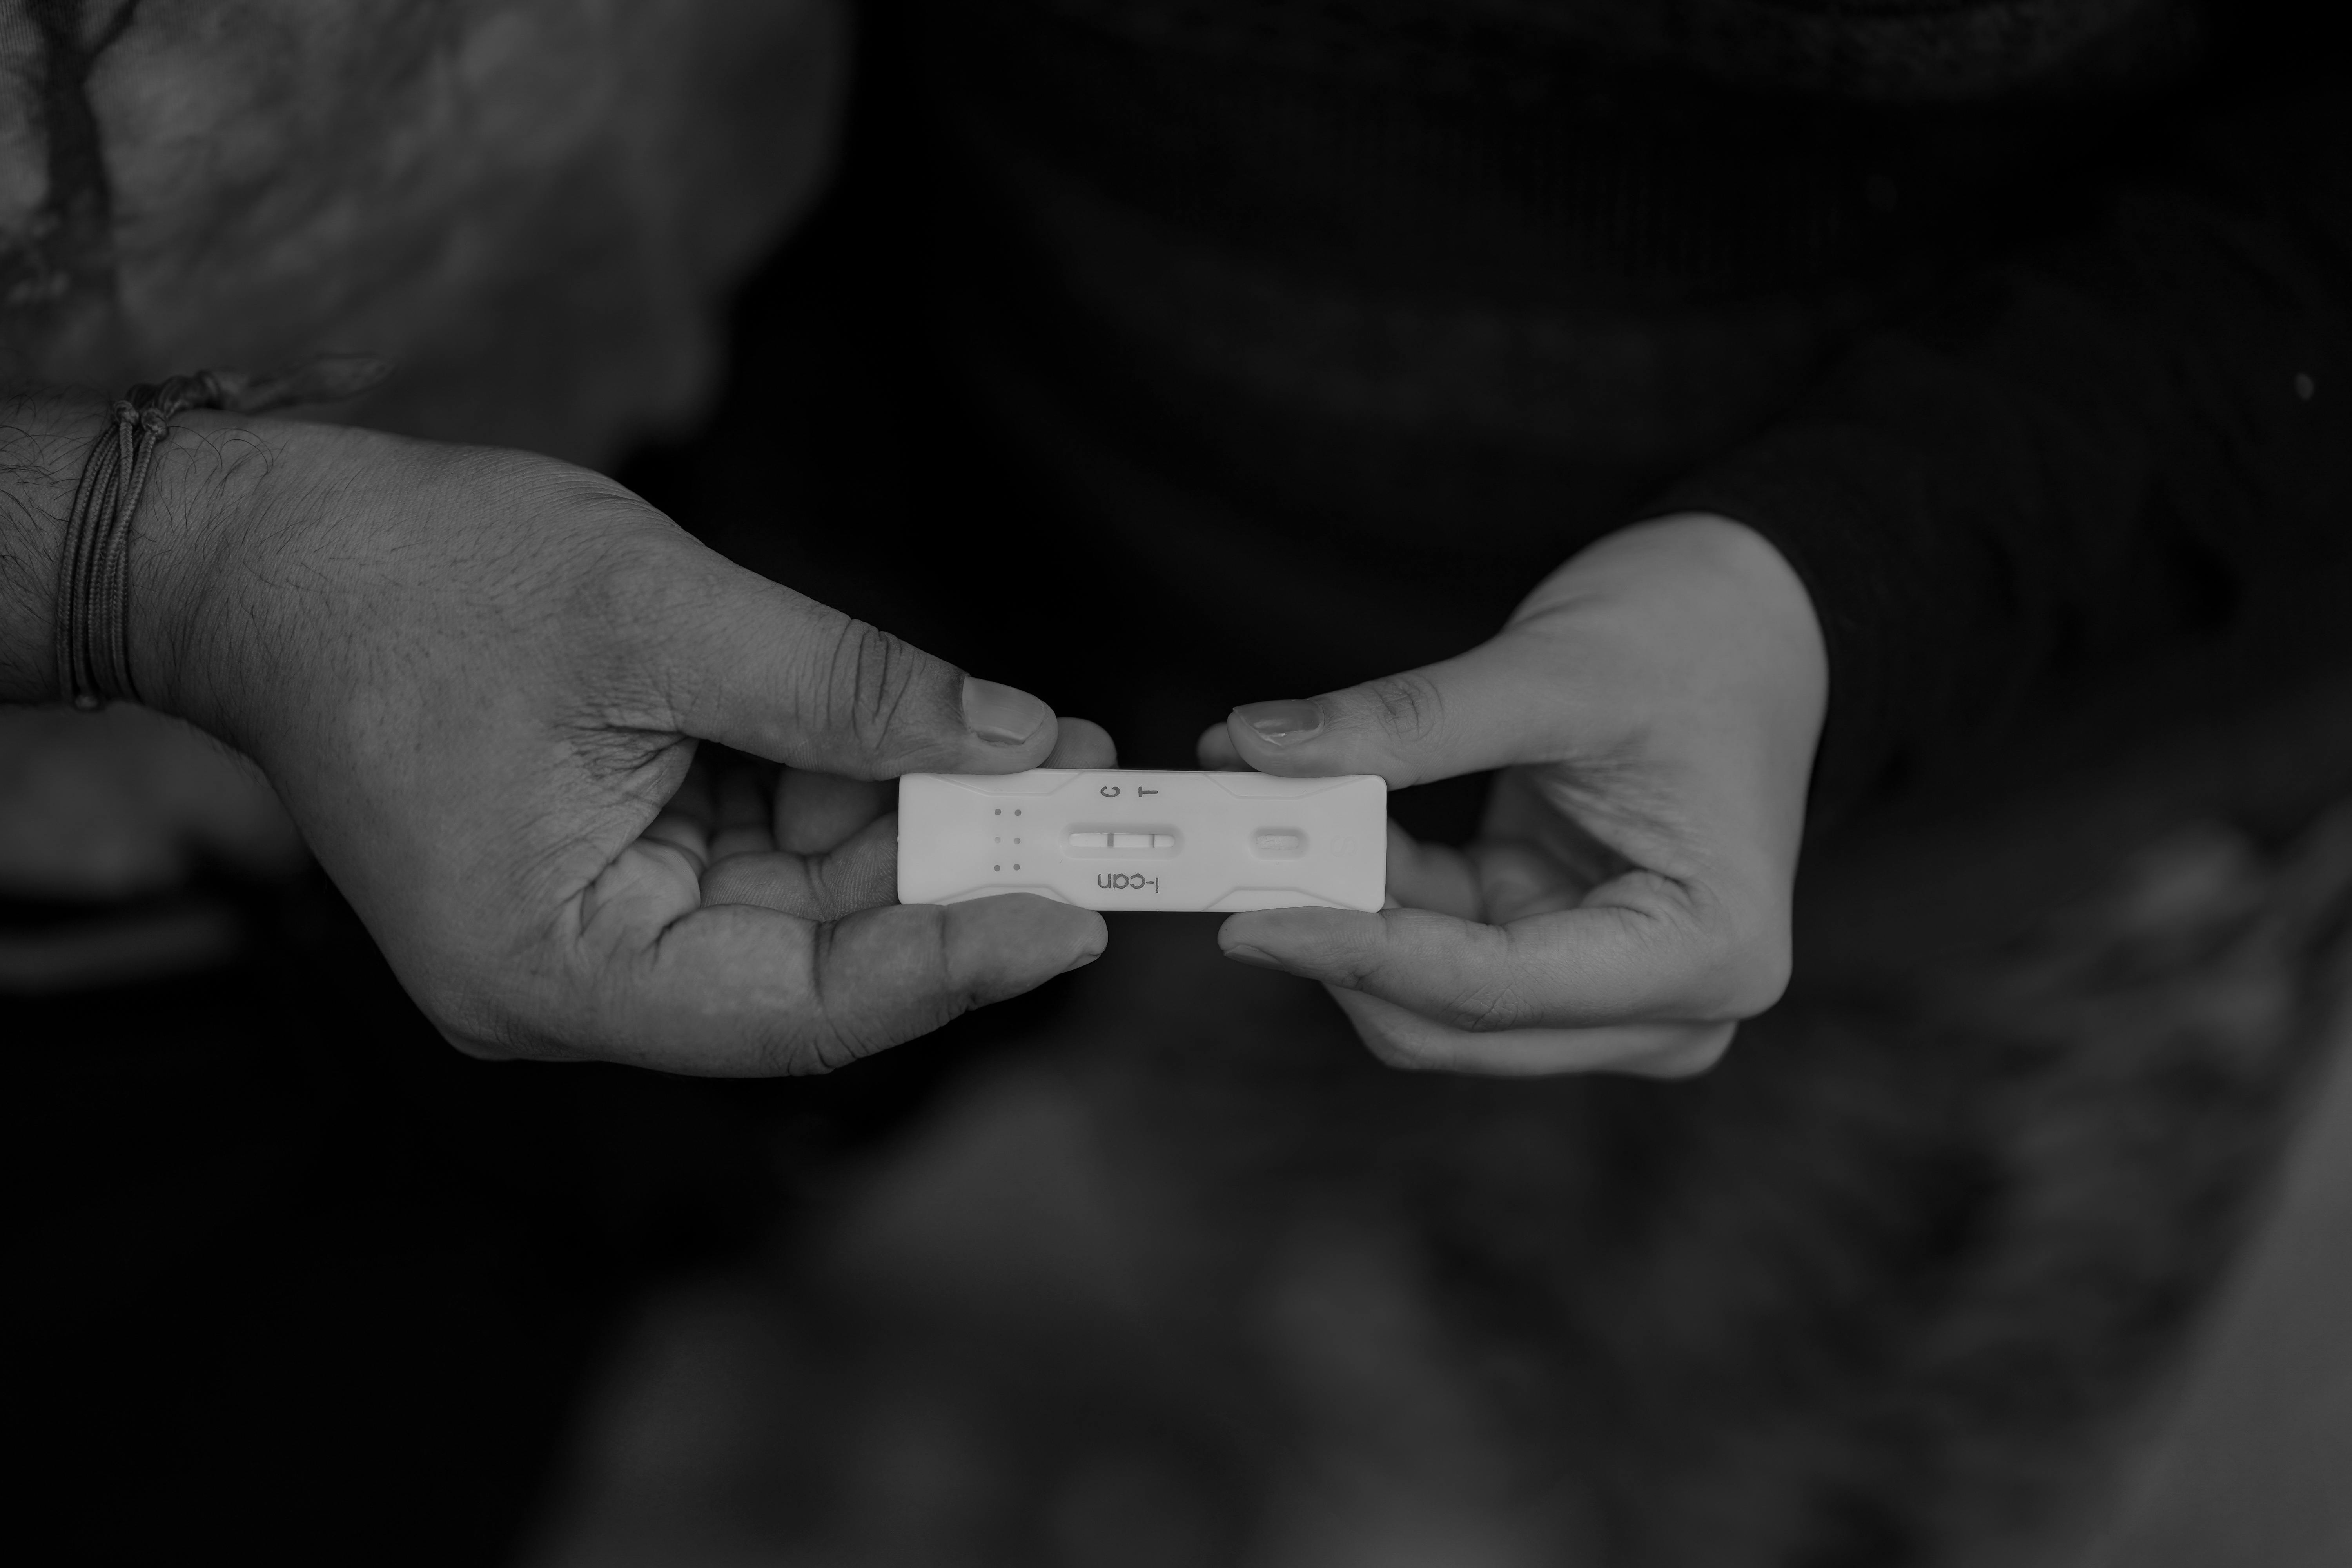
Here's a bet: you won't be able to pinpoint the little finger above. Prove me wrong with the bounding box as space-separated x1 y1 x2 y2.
1328 985 1735 1078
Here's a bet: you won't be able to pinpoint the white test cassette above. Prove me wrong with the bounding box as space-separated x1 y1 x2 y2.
897 769 1387 913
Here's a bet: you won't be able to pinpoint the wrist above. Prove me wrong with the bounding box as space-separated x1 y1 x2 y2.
0 392 309 727
123 412 327 735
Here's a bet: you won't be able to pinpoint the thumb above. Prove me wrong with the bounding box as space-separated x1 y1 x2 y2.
661 561 1061 777
1219 635 1559 787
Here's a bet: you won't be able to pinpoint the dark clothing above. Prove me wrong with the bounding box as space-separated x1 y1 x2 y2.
906 0 2352 818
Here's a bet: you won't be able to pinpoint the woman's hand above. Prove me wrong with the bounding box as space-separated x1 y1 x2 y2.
1200 514 1827 1077
133 419 1110 1074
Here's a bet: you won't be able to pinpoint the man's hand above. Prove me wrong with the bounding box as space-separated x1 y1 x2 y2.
144 421 1108 1074
1200 515 1827 1077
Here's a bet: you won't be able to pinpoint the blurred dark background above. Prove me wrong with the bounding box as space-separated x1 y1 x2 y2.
13 6 2352 1567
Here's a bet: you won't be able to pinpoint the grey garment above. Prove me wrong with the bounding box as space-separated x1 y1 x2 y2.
0 0 847 467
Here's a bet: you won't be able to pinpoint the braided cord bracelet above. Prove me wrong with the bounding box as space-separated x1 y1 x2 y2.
52 355 390 710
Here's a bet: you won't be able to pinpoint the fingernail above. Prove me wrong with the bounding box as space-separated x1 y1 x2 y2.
963 676 1051 746
1233 700 1323 746
1221 943 1285 972
1059 945 1105 976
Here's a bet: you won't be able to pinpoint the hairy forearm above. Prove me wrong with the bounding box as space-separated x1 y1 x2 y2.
0 394 106 702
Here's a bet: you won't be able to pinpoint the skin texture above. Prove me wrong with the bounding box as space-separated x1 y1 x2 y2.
0 401 1111 1073
3 396 1820 1078
1201 513 1828 1078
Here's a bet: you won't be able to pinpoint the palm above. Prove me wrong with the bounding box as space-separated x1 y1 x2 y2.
614 751 898 930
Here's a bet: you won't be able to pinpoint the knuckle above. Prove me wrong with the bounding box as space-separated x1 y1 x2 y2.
1435 924 1532 1031
1360 671 1445 746
1639 1024 1738 1080
819 618 927 745
799 1018 870 1075
802 854 847 916
1668 887 1792 1020
800 906 973 1073
1705 916 1793 1018
533 479 677 600
1440 982 1524 1033
561 531 718 720
798 925 880 1073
